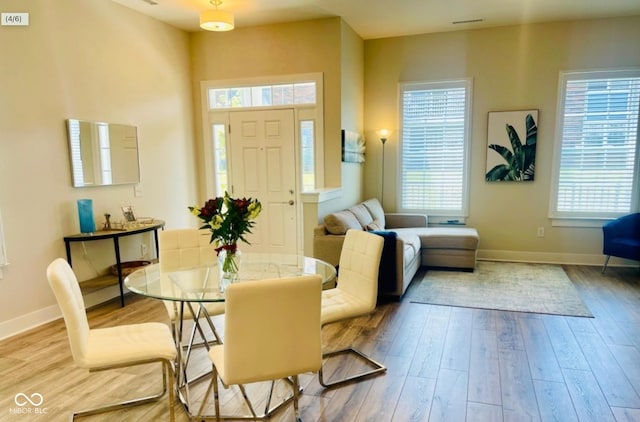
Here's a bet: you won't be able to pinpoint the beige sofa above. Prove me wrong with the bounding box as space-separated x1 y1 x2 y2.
313 198 479 298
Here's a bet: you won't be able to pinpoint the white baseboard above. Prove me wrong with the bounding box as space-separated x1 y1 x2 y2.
477 249 638 267
0 285 121 341
0 305 61 342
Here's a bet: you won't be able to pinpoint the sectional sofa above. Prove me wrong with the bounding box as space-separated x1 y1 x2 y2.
313 198 479 298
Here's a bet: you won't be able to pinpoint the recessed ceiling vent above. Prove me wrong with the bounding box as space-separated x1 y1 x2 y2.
452 18 484 24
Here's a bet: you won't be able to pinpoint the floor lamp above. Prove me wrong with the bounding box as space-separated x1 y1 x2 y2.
377 129 390 205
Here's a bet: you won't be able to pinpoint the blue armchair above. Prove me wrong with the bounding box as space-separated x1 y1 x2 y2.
602 213 640 273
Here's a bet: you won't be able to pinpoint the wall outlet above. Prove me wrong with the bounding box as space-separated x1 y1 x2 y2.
140 243 148 257
537 227 545 237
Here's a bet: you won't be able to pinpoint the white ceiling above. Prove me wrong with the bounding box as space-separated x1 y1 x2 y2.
113 0 640 40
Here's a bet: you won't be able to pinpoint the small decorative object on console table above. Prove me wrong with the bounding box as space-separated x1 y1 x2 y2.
189 192 261 290
77 199 96 234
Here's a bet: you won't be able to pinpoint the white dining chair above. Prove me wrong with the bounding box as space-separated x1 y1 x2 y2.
46 258 176 421
195 274 322 421
319 229 386 388
159 229 225 346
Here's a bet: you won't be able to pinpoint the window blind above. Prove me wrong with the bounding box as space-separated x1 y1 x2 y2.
400 81 470 214
68 119 85 187
555 72 640 216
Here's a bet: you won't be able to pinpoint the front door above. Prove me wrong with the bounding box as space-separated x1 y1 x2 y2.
228 109 297 254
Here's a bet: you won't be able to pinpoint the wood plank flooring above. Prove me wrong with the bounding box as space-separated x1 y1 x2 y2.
0 264 638 421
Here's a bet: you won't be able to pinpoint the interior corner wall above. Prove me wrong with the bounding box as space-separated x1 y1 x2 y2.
0 0 196 338
339 20 367 205
363 15 640 263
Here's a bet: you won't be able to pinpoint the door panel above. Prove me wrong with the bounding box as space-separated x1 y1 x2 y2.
229 109 297 254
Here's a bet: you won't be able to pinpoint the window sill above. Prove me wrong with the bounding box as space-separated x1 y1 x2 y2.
550 217 610 228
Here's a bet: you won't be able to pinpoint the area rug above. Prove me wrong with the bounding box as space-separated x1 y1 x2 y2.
407 261 593 317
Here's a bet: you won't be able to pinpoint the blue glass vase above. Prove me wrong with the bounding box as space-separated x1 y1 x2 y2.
77 199 96 234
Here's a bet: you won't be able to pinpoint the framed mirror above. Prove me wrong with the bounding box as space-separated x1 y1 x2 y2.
66 119 141 187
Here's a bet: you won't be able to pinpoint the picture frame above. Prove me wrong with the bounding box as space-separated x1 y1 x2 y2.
121 205 136 222
485 109 538 182
341 130 366 163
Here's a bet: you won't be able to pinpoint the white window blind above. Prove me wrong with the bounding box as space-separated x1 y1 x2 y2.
400 79 472 215
68 119 85 187
552 70 640 218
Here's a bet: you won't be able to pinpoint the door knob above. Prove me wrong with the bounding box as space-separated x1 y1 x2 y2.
289 200 294 205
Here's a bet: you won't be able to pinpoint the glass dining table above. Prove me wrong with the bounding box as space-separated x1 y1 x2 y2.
124 253 337 415
125 253 337 303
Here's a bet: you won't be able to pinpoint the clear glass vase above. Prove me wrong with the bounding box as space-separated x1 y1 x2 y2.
218 247 242 292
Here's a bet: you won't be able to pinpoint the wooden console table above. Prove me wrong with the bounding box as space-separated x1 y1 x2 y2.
63 220 165 307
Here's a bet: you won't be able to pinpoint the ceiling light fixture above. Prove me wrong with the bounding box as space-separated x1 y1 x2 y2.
200 0 234 32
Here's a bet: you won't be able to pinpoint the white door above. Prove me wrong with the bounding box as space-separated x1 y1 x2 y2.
228 109 298 254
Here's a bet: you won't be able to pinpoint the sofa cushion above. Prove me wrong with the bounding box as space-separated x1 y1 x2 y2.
416 227 479 250
366 220 384 231
324 210 363 235
363 198 386 229
349 203 374 228
393 229 422 263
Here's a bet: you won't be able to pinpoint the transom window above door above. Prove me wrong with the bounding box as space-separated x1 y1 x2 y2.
207 83 316 109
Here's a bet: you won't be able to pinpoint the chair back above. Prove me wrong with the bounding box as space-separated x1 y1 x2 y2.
46 258 90 367
337 229 385 312
222 275 322 385
159 229 216 271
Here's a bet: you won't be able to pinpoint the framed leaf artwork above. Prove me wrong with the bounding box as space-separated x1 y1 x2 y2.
341 130 365 163
485 110 538 182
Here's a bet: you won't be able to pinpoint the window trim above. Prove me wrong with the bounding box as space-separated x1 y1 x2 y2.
397 78 473 218
549 68 640 226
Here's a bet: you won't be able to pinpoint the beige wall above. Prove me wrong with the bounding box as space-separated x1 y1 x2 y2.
0 0 196 337
301 21 367 254
363 15 640 263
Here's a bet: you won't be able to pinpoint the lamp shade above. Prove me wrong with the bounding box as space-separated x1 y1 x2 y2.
200 9 234 31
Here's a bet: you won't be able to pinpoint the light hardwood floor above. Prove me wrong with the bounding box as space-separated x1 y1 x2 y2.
0 264 638 421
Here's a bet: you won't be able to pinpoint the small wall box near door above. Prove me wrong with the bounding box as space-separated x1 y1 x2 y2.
63 220 164 307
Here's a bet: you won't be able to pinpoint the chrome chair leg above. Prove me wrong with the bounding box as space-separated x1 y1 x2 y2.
602 255 611 273
72 359 174 421
195 376 303 420
318 347 386 388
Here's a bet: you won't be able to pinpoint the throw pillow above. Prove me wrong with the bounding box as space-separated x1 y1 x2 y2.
324 210 363 235
366 220 384 231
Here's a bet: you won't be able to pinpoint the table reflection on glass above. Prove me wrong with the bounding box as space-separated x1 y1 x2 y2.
124 253 336 415
125 253 337 302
